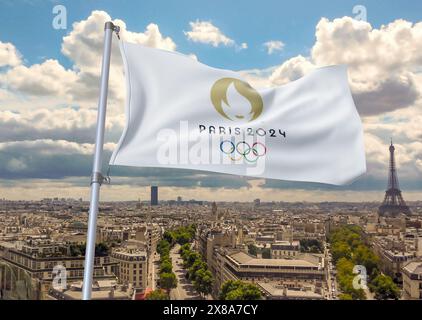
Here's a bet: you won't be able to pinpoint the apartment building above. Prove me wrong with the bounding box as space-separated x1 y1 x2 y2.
0 240 117 299
110 247 148 290
402 260 422 299
270 241 300 259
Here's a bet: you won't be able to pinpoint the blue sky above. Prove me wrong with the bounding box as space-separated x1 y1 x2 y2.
0 0 422 201
1 0 422 70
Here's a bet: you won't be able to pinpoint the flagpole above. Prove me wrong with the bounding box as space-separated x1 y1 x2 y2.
82 21 119 300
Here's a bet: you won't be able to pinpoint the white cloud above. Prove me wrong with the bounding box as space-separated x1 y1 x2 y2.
0 108 125 143
269 55 315 85
0 59 77 96
263 40 284 54
267 17 422 116
62 10 176 72
0 10 178 111
184 20 235 47
0 41 21 67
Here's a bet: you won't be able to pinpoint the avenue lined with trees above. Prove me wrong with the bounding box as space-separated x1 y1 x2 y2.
328 225 400 300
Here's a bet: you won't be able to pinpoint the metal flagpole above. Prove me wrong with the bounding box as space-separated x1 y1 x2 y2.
82 21 119 300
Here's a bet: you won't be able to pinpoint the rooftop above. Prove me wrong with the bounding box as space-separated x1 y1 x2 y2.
229 251 319 268
403 261 422 275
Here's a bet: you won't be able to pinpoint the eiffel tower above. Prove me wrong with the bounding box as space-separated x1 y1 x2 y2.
378 140 411 217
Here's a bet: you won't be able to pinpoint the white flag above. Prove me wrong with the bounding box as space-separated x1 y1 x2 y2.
110 41 366 185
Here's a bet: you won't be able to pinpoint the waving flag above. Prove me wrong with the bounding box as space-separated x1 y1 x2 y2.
110 41 366 185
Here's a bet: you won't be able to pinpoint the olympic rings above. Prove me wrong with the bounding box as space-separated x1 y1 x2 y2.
220 140 267 162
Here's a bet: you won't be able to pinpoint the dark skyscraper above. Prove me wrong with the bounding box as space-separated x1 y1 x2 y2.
378 140 411 217
151 186 158 206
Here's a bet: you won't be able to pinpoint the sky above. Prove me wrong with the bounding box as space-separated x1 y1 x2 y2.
0 0 422 202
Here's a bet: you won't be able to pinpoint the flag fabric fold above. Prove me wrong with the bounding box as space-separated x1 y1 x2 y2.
110 41 366 186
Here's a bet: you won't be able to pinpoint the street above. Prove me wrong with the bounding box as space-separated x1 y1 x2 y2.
169 244 201 300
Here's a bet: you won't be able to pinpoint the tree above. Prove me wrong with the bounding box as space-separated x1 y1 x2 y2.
160 259 173 274
145 290 169 300
176 232 191 245
69 244 83 257
193 268 213 298
219 280 262 300
339 293 353 300
220 280 243 300
248 244 258 257
353 245 379 276
300 239 323 253
262 248 271 259
163 231 175 244
157 240 170 256
336 258 366 300
185 251 201 268
331 242 352 263
95 242 110 257
188 260 207 281
370 274 400 300
160 272 177 293
179 243 191 255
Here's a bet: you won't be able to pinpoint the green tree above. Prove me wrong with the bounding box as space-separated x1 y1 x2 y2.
69 244 83 257
160 259 173 274
184 251 201 268
193 268 213 298
336 258 366 300
160 272 177 293
145 290 169 300
338 293 353 300
95 243 110 257
300 239 323 253
188 259 207 281
220 280 243 300
219 280 262 300
248 244 258 257
163 231 175 244
157 239 170 256
262 248 271 259
353 245 379 276
331 242 352 263
370 274 400 300
179 243 191 255
176 232 191 245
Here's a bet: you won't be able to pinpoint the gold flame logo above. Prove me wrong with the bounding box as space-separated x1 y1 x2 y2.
210 78 263 122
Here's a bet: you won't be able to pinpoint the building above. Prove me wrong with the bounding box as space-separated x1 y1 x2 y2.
47 280 131 300
211 249 325 298
258 281 324 300
0 240 117 300
373 240 416 281
402 260 422 299
151 186 158 206
111 247 148 290
98 226 129 243
197 227 236 266
135 224 161 254
270 241 300 259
